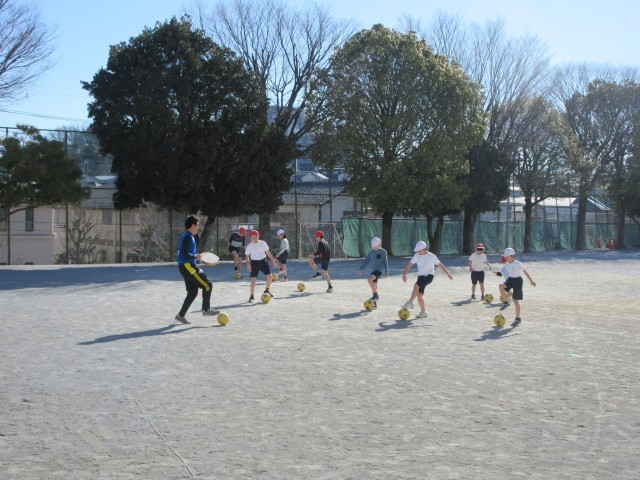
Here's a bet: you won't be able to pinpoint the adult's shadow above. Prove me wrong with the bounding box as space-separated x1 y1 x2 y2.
375 320 431 332
78 324 206 345
473 326 520 342
329 310 369 321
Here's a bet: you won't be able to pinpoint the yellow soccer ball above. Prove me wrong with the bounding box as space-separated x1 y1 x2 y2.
234 271 242 280
272 273 279 282
297 282 306 292
494 314 506 327
364 299 375 311
217 312 230 326
398 307 411 321
484 293 494 303
261 292 272 304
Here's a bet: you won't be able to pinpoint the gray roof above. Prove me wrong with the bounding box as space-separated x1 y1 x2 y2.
282 182 346 206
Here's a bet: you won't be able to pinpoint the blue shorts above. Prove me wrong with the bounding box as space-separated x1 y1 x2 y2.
415 274 434 294
504 277 524 300
471 271 485 285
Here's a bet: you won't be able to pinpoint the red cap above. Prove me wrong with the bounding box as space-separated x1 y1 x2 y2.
249 229 259 238
475 243 485 249
239 227 246 235
315 230 324 238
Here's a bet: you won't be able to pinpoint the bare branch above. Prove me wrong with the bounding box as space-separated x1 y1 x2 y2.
0 0 56 103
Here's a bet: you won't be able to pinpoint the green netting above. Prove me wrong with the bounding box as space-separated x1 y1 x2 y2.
342 217 640 257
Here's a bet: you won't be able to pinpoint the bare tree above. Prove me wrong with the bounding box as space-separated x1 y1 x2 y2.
508 97 572 251
0 0 56 104
193 0 354 149
554 65 640 249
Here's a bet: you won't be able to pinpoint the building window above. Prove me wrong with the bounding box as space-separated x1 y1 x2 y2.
102 209 113 225
25 207 34 232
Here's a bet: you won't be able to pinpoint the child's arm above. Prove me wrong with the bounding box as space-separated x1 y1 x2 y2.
523 268 536 287
266 249 278 267
439 262 453 280
401 262 413 283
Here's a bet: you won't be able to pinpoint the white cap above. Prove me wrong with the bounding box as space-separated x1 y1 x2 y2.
371 237 381 248
414 240 427 252
276 229 284 235
503 247 515 256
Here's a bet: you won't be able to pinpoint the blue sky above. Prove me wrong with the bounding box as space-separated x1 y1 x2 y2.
0 0 638 131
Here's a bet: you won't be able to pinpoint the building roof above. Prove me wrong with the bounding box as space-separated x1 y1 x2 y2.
281 182 346 206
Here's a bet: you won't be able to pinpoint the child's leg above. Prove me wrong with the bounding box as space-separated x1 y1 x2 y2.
417 292 425 311
479 281 485 296
265 273 272 290
410 283 419 302
323 269 331 284
368 275 377 294
309 258 318 271
514 299 521 318
250 277 256 295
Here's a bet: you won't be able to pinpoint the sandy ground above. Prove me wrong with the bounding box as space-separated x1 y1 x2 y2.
1 250 639 480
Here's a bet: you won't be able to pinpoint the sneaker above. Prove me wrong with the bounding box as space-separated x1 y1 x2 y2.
370 293 379 301
326 285 333 293
248 294 254 303
264 290 273 297
416 311 428 319
499 302 510 311
511 317 521 327
203 309 220 316
403 301 414 309
282 276 288 282
313 271 322 279
175 314 190 324
481 294 485 301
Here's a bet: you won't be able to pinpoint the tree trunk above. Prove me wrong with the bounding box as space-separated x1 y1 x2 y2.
575 193 588 250
430 215 445 254
259 212 271 245
198 216 217 253
523 198 533 253
617 201 626 249
462 210 477 255
381 209 393 256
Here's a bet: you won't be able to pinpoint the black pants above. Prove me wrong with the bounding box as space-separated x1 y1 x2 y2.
178 263 212 316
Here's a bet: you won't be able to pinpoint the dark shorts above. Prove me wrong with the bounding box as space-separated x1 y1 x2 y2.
229 246 243 256
471 270 485 285
504 277 524 300
415 274 434 294
277 251 289 264
370 270 382 283
314 257 330 271
250 259 271 278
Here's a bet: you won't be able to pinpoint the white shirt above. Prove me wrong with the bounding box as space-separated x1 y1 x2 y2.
468 252 488 271
501 260 525 279
277 238 290 256
410 251 440 276
245 240 270 260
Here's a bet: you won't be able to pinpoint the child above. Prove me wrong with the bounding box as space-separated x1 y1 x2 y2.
227 226 247 275
402 240 453 318
175 214 219 323
357 237 388 303
468 242 493 300
275 229 290 282
494 247 536 327
244 229 278 302
307 230 333 293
